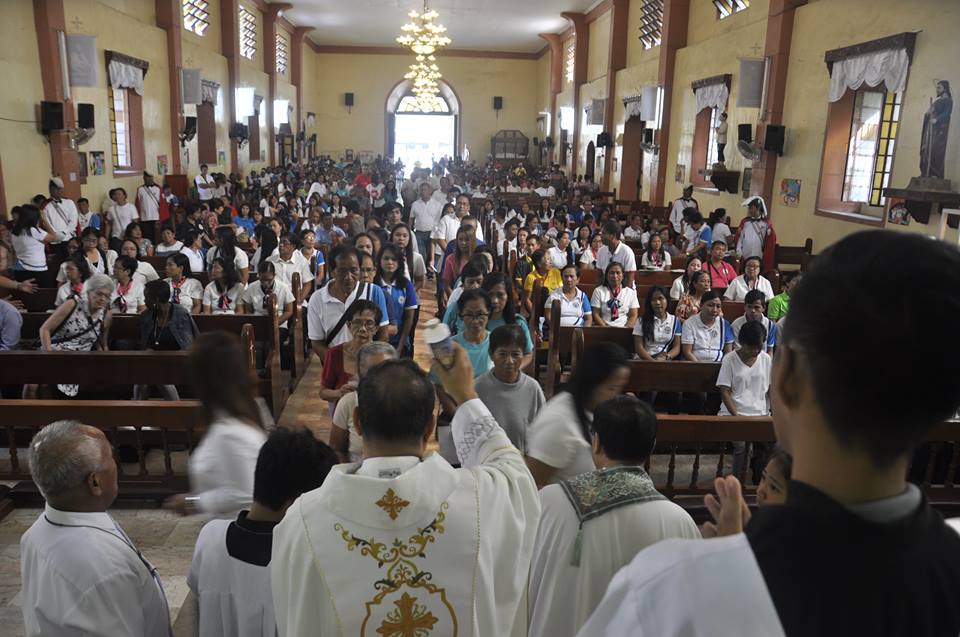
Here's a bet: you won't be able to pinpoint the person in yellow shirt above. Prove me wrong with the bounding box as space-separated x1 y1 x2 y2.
524 249 563 315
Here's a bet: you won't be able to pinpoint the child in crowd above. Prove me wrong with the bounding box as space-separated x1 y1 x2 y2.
732 290 779 354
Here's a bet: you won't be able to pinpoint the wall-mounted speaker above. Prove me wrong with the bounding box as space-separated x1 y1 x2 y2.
493 96 503 110
544 136 554 147
77 103 95 130
642 128 654 145
180 116 197 145
764 125 786 156
40 101 64 134
738 123 752 143
533 137 540 147
596 132 613 148
344 92 354 107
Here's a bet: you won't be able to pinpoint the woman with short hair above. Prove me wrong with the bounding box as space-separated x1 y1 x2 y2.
111 255 146 314
591 262 639 328
164 253 203 314
724 256 774 302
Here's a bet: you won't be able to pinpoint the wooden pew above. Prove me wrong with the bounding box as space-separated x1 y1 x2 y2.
774 238 813 272
10 288 59 313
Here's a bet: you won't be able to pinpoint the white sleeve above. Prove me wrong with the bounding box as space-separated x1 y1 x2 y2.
195 431 262 515
716 354 734 389
62 570 164 637
526 398 580 470
663 252 672 269
236 250 249 269
202 283 216 309
623 247 637 272
307 293 325 341
681 320 695 345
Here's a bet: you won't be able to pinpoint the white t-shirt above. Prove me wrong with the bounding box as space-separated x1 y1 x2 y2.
526 392 595 484
206 246 250 272
681 313 734 362
712 222 732 246
331 390 362 462
623 226 645 241
431 213 460 244
267 252 312 297
547 246 568 270
669 276 687 301
107 203 139 239
12 228 48 271
110 279 145 314
723 275 774 303
632 313 682 357
410 198 443 233
166 277 203 309
180 246 205 275
202 281 245 315
43 198 80 242
640 251 672 271
242 280 295 327
155 241 184 256
595 241 637 275
534 185 557 198
195 174 217 200
136 185 162 222
545 288 591 327
133 260 159 287
716 350 772 416
591 286 640 328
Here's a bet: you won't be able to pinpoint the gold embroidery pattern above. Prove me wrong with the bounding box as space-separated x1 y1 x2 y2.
376 488 411 520
335 502 457 636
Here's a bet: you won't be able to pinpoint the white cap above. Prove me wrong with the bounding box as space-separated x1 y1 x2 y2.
50 177 65 189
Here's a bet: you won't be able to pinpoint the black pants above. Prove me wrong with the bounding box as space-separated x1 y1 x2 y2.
140 220 158 244
15 269 54 288
717 143 726 163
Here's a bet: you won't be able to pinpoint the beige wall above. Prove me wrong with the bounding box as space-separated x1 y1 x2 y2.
304 53 540 162
587 12 611 83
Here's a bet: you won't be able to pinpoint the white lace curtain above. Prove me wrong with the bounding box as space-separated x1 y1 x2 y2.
624 96 642 119
828 47 909 102
108 59 144 95
201 80 220 105
695 82 729 112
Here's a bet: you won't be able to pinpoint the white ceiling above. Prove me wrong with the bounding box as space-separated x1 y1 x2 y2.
280 0 602 54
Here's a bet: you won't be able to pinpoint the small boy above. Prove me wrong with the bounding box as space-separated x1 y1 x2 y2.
717 320 771 479
475 324 546 454
731 289 779 353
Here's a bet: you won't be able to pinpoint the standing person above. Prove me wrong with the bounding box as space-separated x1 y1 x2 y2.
20 420 172 637
270 346 540 637
683 211 712 259
525 342 630 487
195 164 217 203
319 300 382 414
409 182 443 276
11 204 58 288
42 177 80 248
186 428 337 637
715 112 728 164
580 230 960 636
389 223 425 289
330 342 397 463
592 221 637 288
669 185 698 235
376 242 418 357
104 188 139 252
165 332 267 519
528 397 700 637
135 171 166 242
475 324 545 453
734 196 777 272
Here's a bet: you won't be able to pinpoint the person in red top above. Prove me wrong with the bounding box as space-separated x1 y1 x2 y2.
319 299 383 415
704 240 738 292
352 165 372 188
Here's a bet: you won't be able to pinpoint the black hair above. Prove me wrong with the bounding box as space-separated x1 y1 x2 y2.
253 427 338 511
257 259 277 275
743 255 762 270
459 261 484 282
531 248 547 268
602 260 625 291
259 227 279 258
329 243 360 268
700 289 723 305
184 230 200 247
639 285 670 345
489 323 529 355
768 446 793 482
458 287 492 315
689 211 704 225
481 272 518 324
144 278 170 305
592 395 657 464
189 331 264 429
115 255 139 278
602 220 621 237
211 256 240 293
215 226 238 265
12 204 41 236
345 298 382 325
566 342 630 443
65 254 92 282
123 222 144 240
376 242 409 289
689 270 711 295
389 222 417 277
120 238 141 258
357 359 436 444
785 230 960 467
737 320 766 349
743 289 767 307
167 252 192 277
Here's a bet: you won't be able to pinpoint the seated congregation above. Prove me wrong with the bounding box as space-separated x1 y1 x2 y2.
3 155 960 637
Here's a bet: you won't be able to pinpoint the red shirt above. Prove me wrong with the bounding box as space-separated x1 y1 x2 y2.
321 344 353 391
353 173 372 188
705 259 737 289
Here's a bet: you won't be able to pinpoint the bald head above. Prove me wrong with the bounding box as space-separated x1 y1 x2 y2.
29 421 116 508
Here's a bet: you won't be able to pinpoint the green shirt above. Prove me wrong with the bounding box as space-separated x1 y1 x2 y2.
767 291 790 321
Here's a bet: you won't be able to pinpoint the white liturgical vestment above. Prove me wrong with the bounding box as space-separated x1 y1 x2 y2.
270 398 540 637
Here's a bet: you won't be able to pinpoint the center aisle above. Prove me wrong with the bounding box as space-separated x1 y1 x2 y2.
277 280 440 439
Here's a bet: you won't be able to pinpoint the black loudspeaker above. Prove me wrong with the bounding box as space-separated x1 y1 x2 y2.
493 96 503 110
533 136 539 146
597 132 613 148
642 128 654 144
77 103 95 129
40 101 64 134
182 116 197 137
344 92 354 107
544 136 554 147
764 125 786 156
738 123 752 143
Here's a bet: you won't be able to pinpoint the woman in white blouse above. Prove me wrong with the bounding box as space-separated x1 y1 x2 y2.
724 256 774 303
110 256 146 314
164 253 203 313
633 286 681 361
202 257 244 315
591 262 640 328
525 342 630 487
165 332 267 518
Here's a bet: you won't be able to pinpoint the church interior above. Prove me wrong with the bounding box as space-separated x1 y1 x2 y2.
0 0 959 635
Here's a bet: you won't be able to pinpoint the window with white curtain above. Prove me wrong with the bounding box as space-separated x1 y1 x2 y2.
274 99 289 127
236 86 255 120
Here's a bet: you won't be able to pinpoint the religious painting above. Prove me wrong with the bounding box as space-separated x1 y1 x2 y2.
886 197 910 226
260 150 265 161
217 150 226 165
156 154 168 177
91 151 105 176
674 163 685 183
741 168 752 197
358 151 375 163
345 148 355 162
920 80 953 179
780 178 801 207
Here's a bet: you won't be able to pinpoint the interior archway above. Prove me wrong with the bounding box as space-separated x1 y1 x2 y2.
384 79 461 175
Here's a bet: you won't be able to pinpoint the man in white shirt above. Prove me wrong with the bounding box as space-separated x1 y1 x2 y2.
195 164 216 202
669 184 698 234
431 200 460 254
409 182 443 274
105 187 140 251
268 233 314 302
455 193 483 241
186 428 337 637
306 178 327 201
534 178 557 198
42 177 79 249
579 231 960 637
271 345 541 637
136 171 164 243
529 397 699 637
593 221 637 288
20 420 172 637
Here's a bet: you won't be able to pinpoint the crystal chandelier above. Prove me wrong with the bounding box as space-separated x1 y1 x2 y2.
396 2 452 113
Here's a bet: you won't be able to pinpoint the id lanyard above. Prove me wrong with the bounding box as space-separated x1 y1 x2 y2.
43 516 172 635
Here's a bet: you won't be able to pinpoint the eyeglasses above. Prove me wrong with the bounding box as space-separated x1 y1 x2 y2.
462 313 489 321
350 319 377 331
335 267 360 276
360 266 377 274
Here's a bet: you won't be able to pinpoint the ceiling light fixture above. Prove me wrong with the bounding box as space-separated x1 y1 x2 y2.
396 1 452 113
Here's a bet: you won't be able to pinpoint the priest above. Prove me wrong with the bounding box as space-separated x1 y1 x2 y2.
528 396 699 637
578 230 960 636
270 344 540 636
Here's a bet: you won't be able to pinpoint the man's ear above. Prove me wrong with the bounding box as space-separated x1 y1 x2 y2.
86 471 103 497
353 406 364 439
423 413 438 447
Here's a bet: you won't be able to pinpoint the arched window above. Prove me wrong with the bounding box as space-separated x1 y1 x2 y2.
397 95 451 113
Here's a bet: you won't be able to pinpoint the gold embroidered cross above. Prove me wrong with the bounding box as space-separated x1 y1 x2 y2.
376 488 410 520
377 593 437 636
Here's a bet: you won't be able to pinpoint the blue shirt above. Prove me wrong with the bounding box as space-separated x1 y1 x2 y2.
315 226 347 246
232 215 256 236
487 316 534 352
379 278 419 347
453 331 491 378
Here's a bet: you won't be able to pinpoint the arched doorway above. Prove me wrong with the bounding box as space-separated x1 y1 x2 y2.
585 141 596 180
385 80 461 175
619 117 645 200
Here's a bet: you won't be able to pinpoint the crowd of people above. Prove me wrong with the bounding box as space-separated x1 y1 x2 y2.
4 154 960 636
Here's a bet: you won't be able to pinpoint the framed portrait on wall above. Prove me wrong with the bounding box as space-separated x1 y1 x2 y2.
78 152 88 183
741 168 752 197
886 197 909 226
